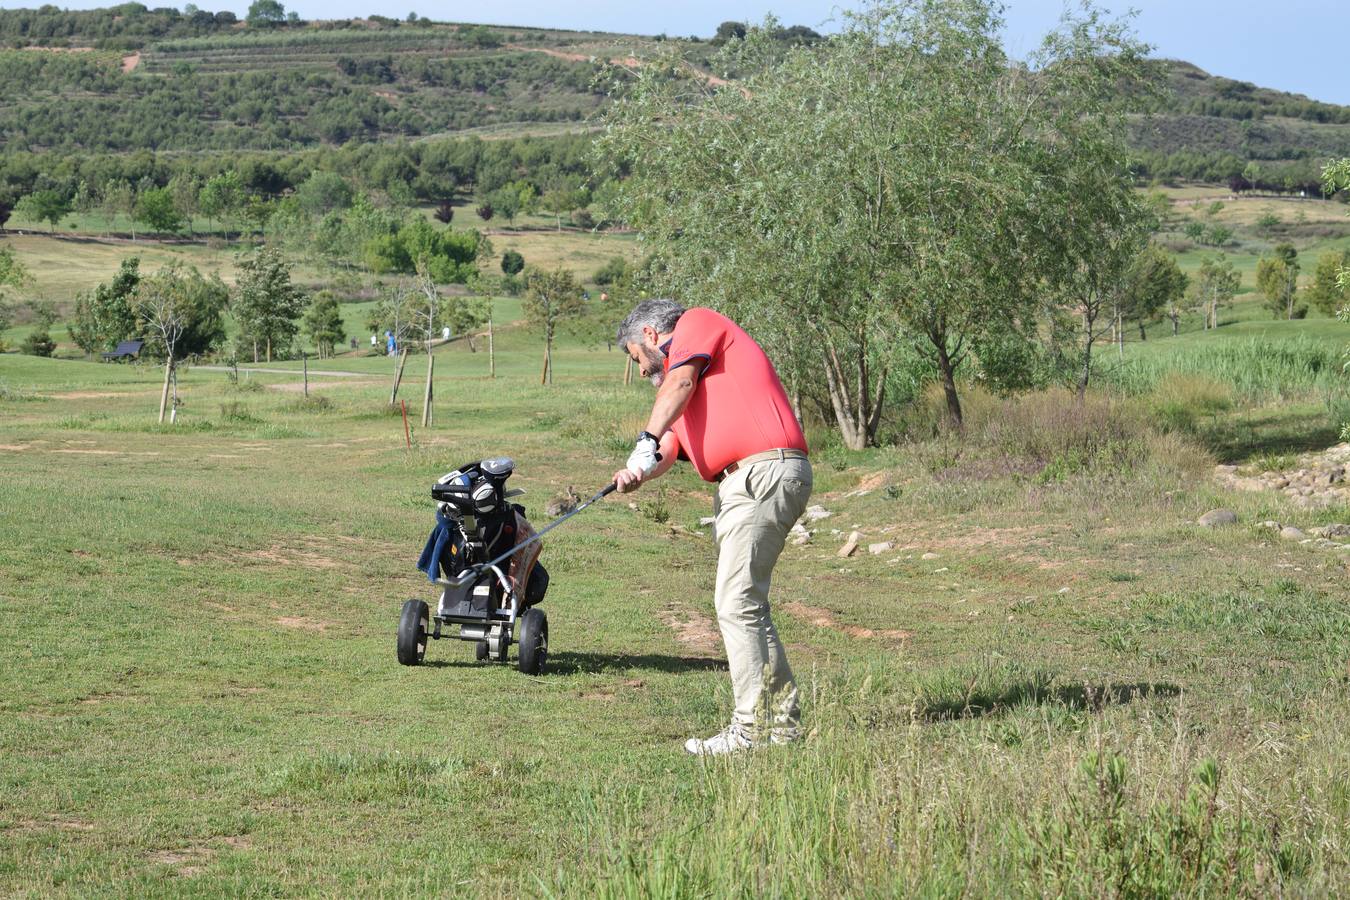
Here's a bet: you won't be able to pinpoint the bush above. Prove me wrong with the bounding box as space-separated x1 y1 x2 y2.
593 256 627 286
20 328 55 357
571 207 595 230
501 250 525 275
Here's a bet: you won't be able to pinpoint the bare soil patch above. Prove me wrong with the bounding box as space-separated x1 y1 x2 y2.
660 604 722 654
149 847 212 877
275 616 328 632
45 391 135 400
782 601 911 643
121 52 141 73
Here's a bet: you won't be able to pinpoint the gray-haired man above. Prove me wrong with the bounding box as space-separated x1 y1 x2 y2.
613 299 812 755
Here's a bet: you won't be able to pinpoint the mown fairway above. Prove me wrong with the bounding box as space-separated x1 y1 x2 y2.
3 306 1350 895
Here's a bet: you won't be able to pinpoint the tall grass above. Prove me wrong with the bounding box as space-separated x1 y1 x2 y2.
1102 338 1345 401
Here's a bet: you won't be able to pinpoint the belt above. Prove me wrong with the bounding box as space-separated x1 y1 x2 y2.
715 448 808 483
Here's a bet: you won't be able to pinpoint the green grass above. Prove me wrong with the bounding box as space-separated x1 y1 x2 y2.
4 315 1350 894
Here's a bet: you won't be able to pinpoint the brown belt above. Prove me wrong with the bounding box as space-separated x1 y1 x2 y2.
715 448 808 483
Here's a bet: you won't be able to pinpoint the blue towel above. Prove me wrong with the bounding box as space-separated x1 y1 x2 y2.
416 509 458 582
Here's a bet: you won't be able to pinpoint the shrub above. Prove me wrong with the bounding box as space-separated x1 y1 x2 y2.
20 328 55 357
1145 373 1232 434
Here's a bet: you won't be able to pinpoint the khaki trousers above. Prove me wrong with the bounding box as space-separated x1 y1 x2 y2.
711 455 812 733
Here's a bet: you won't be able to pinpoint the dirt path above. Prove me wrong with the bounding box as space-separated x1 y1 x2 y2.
195 366 368 378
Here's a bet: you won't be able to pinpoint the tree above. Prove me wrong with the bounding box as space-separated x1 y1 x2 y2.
134 188 184 235
199 171 244 237
1191 256 1241 332
597 1 1152 441
1256 243 1301 319
713 21 748 43
500 250 525 275
21 302 57 357
366 279 421 353
15 189 72 234
0 194 13 233
73 180 97 228
0 246 29 352
134 263 228 423
476 203 494 222
233 245 307 362
168 173 201 237
70 257 140 357
302 291 345 358
1121 244 1188 341
295 171 353 217
246 0 285 27
434 201 454 225
1321 158 1350 440
523 267 583 385
102 179 135 240
1243 161 1261 195
1307 250 1350 315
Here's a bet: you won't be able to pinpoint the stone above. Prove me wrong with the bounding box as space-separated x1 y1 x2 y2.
1280 526 1307 541
837 531 861 558
699 516 716 526
1312 523 1350 538
803 505 832 523
1197 509 1238 528
868 541 895 555
1258 520 1282 530
789 523 812 546
921 552 940 560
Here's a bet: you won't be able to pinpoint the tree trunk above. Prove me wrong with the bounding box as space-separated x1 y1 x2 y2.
266 336 272 363
1077 310 1095 401
541 329 552 385
158 359 173 424
935 342 963 429
1137 321 1147 341
1172 315 1179 336
488 312 495 378
252 339 258 364
623 355 633 385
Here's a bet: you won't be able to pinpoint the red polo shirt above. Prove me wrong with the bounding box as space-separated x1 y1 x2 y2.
662 307 808 482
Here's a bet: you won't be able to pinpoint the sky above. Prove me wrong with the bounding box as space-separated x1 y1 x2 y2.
7 1 1347 105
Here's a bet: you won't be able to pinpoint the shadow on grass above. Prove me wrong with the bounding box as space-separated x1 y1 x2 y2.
1202 407 1342 464
423 652 726 675
918 679 1181 723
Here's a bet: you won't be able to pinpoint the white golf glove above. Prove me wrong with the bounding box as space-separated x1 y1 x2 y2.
626 431 661 477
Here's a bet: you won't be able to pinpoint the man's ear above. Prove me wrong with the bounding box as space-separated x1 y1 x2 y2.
641 324 659 347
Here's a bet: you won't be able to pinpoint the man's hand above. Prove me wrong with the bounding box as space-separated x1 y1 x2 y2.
625 432 661 477
613 467 643 494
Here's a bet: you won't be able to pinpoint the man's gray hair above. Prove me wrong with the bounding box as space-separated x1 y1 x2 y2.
616 298 686 348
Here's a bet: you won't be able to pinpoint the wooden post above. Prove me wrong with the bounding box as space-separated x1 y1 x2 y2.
541 335 551 385
421 353 434 428
623 356 633 385
401 399 411 449
389 348 409 406
303 353 309 398
158 358 172 424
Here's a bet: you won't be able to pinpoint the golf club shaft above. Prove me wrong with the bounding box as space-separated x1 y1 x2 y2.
442 482 616 586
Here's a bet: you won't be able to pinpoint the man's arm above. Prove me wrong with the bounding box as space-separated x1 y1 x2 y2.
643 363 701 437
614 430 680 493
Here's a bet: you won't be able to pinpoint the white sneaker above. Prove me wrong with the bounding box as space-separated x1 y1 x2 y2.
683 723 755 756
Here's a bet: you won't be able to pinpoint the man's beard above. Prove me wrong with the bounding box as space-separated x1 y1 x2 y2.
642 345 667 387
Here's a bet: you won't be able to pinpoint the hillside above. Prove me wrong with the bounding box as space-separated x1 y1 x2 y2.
1 5 1348 189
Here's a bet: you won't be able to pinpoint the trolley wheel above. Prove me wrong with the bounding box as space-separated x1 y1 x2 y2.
517 608 548 675
475 640 489 661
397 599 429 666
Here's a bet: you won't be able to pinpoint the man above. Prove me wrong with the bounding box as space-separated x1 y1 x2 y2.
613 299 812 755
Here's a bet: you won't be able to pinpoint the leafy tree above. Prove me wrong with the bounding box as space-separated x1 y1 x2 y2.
302 291 345 358
500 250 525 275
21 324 56 357
199 171 245 236
433 201 454 225
1191 256 1241 331
246 0 286 28
16 189 72 234
101 179 135 240
70 257 140 357
1121 245 1188 340
137 263 228 361
714 21 748 43
0 246 29 352
0 197 12 233
593 256 627 286
364 218 481 284
233 245 307 362
476 203 494 222
366 279 421 353
134 187 183 235
168 173 201 236
598 0 1152 441
523 267 583 385
73 179 97 227
295 171 353 217
1307 251 1350 315
1256 243 1301 319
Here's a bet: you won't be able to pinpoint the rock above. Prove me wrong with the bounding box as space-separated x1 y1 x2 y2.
921 551 940 560
699 516 716 526
1280 526 1307 541
867 541 895 555
1057 587 1071 595
1259 520 1282 530
1214 464 1238 476
789 523 812 546
1198 509 1238 528
803 505 832 523
837 531 861 558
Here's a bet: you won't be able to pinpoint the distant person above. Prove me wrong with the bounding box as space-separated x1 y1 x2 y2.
386 331 397 356
613 299 810 756
371 333 378 347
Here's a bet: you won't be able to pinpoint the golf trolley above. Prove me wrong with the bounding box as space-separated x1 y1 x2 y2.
399 457 553 674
